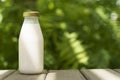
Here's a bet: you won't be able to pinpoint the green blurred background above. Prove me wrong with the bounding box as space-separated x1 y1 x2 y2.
0 0 120 69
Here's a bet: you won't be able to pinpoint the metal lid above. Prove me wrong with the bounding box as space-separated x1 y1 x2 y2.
23 11 39 17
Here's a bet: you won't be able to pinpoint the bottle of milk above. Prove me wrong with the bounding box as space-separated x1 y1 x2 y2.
19 11 44 74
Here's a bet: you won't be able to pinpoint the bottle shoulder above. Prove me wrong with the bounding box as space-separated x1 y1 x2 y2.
19 34 44 43
19 23 43 41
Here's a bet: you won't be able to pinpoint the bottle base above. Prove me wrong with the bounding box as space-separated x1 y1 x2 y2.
19 69 44 74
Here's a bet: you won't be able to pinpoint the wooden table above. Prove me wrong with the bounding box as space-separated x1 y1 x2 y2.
0 69 120 80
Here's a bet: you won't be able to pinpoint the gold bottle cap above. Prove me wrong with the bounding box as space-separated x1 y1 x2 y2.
23 11 39 17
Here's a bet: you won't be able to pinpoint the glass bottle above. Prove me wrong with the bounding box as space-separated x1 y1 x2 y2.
19 11 44 74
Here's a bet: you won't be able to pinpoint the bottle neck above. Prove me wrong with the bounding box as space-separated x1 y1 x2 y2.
24 16 39 24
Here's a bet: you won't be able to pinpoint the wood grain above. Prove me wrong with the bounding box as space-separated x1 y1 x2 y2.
81 69 120 80
4 70 47 80
45 70 86 80
0 70 15 80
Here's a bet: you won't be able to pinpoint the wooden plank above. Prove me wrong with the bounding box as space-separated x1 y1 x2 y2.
45 70 86 80
81 69 120 80
0 70 15 80
4 70 47 80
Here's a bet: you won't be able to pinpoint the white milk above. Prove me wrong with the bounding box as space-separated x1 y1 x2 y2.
19 12 44 74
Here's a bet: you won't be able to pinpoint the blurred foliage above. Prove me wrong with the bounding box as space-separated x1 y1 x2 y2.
0 0 120 69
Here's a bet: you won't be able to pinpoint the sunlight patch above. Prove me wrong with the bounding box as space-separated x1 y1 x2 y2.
65 32 88 64
60 22 67 30
48 2 54 10
1 0 6 2
56 8 64 16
